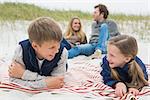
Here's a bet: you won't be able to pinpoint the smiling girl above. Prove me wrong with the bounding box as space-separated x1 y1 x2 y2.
101 35 148 97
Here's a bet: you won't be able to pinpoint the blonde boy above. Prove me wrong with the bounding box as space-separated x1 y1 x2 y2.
9 17 67 89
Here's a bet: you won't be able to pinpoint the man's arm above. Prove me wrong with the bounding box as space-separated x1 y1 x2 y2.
107 20 120 38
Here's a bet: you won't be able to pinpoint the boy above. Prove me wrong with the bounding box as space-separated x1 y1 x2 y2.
8 17 68 89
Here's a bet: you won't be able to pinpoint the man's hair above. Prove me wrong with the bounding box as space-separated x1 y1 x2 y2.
94 4 109 19
28 17 62 46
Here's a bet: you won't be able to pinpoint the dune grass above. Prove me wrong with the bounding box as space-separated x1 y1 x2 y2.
0 2 149 22
0 2 92 22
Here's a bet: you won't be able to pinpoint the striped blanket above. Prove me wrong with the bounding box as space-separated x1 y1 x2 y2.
0 56 150 100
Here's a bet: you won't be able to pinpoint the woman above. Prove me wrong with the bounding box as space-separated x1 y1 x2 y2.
64 17 87 48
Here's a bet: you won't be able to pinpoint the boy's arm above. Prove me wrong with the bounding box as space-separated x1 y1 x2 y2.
10 77 47 89
10 76 64 89
51 48 68 76
9 45 66 89
10 45 67 80
10 45 45 80
23 48 68 80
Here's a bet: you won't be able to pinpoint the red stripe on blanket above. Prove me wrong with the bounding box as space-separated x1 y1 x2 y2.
1 58 150 99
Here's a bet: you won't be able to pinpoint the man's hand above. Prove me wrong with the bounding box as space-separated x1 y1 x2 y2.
8 61 25 79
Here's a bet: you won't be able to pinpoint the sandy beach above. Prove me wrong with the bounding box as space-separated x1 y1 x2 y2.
0 21 149 64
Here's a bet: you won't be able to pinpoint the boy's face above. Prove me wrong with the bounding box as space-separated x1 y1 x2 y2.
107 44 131 68
32 40 60 61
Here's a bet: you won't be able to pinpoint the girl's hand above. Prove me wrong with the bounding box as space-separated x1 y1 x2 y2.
115 82 127 97
128 88 139 96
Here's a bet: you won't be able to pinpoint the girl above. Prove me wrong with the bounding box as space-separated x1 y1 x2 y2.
64 17 87 48
101 35 148 97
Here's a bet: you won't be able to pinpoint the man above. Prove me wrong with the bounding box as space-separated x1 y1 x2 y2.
68 4 120 59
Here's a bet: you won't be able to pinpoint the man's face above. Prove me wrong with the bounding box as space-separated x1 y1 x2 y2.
93 7 100 21
93 7 104 21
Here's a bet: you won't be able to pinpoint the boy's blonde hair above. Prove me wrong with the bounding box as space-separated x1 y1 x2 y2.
108 35 148 89
64 17 86 42
28 17 62 46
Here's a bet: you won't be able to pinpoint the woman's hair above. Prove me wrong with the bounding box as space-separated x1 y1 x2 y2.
108 35 148 89
64 17 86 42
28 17 62 46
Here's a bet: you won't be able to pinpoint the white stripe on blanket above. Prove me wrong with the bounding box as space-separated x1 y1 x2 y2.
0 56 150 100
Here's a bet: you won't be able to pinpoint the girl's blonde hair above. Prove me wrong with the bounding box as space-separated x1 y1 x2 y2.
108 35 148 89
64 17 86 42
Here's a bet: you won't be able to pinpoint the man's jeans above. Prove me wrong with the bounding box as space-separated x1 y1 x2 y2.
68 23 109 59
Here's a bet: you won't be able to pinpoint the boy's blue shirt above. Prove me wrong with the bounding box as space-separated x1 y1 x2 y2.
19 39 64 76
100 56 148 88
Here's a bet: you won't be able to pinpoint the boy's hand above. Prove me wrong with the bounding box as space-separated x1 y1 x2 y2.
128 88 139 96
115 82 127 97
8 61 25 79
45 76 64 89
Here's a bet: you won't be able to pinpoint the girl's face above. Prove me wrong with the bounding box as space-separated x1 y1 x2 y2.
107 44 131 68
72 19 81 32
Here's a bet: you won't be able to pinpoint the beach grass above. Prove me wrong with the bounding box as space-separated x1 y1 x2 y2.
0 2 149 22
0 2 91 21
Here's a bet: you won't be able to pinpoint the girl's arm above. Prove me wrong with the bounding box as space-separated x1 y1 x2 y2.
100 56 120 88
136 56 148 80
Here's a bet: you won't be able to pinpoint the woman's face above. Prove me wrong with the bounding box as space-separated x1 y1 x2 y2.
107 44 131 68
72 19 81 32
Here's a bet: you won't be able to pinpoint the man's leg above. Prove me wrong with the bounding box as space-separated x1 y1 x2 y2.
68 44 95 59
80 44 96 56
96 23 109 54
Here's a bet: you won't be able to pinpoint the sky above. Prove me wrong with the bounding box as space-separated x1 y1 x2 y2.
0 0 150 15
